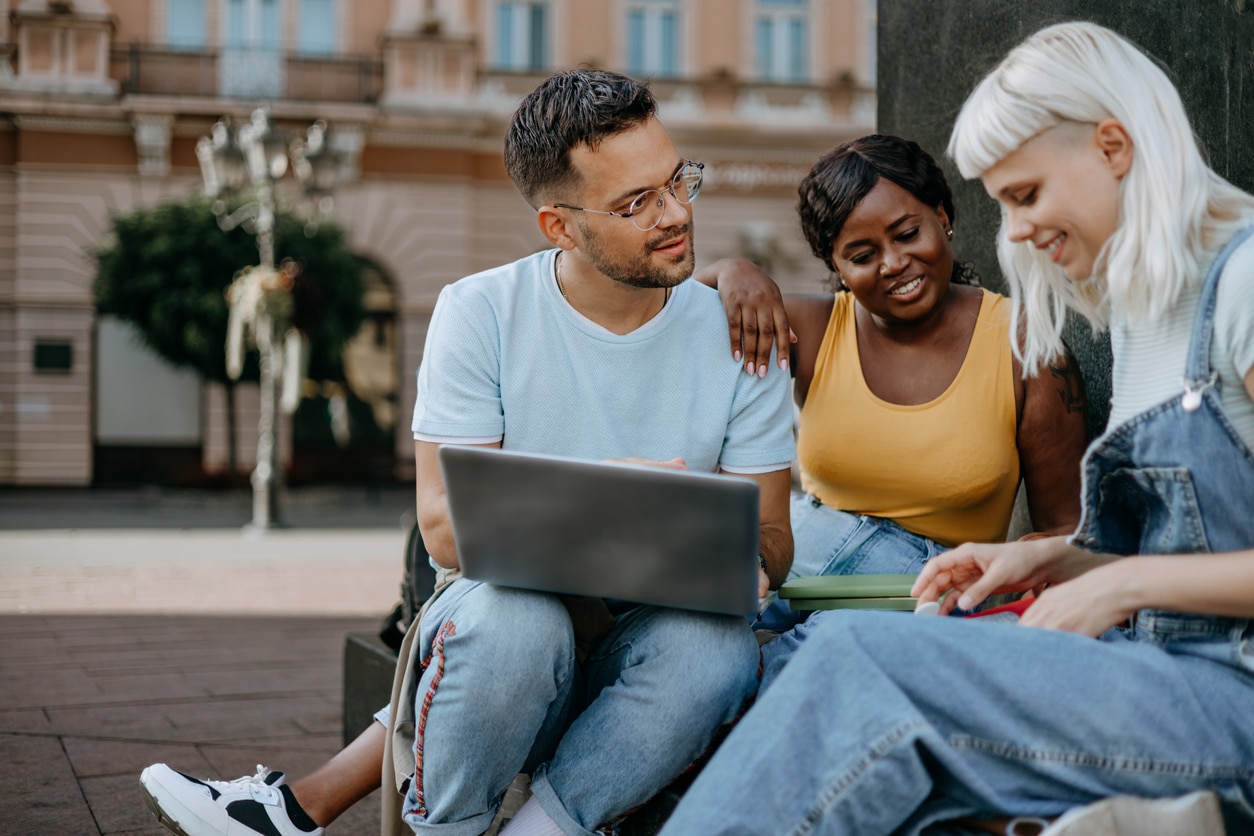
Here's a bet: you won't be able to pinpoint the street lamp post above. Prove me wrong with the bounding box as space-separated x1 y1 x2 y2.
197 108 343 531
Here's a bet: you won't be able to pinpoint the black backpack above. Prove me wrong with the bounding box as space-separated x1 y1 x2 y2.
378 519 438 653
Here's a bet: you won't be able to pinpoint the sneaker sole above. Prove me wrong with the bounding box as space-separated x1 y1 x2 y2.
139 778 195 836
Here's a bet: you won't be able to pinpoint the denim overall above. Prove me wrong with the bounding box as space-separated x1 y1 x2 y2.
1072 226 1254 643
658 229 1254 836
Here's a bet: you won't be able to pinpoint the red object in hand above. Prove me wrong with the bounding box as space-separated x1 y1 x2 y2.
965 596 1035 620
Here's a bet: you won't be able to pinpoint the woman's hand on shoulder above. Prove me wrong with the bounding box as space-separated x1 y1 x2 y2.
693 258 793 377
910 536 1084 614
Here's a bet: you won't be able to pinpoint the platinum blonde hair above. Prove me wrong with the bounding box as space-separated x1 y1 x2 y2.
948 21 1254 372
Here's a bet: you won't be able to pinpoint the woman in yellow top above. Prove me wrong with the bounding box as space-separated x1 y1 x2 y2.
703 134 1089 652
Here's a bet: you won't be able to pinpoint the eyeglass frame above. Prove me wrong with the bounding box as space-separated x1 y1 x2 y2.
553 160 705 231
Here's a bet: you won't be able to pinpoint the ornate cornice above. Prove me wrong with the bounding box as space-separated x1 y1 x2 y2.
11 114 130 134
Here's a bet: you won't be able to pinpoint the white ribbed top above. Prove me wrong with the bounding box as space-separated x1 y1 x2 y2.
1107 234 1254 448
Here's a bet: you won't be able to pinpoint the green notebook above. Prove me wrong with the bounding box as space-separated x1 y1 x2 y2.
778 573 919 601
786 596 918 612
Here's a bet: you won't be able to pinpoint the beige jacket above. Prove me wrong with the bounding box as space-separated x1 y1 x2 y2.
379 565 461 836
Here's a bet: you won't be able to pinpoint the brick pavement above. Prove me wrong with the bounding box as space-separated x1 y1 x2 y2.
0 487 411 835
0 613 387 835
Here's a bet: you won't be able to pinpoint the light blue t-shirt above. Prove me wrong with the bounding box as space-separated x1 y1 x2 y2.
412 249 795 474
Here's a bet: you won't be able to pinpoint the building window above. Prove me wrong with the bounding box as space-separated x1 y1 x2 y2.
226 0 281 50
167 0 206 49
626 0 680 78
754 0 808 83
494 1 548 71
220 0 283 99
298 0 337 54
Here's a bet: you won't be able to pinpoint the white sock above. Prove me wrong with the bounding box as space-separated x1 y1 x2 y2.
499 795 566 836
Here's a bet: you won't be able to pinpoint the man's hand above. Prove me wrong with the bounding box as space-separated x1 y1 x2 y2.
606 457 688 470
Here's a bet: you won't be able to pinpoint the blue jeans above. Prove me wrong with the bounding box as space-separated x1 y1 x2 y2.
755 494 948 684
398 579 759 836
660 610 1254 834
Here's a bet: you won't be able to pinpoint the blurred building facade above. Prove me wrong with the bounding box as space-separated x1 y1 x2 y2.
0 0 875 486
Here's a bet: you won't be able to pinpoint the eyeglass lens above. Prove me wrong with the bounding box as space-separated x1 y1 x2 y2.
628 162 704 231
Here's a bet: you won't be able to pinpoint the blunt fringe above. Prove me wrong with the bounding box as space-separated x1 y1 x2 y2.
948 21 1254 371
504 69 657 208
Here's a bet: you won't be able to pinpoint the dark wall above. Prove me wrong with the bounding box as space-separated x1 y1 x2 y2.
877 1 1254 436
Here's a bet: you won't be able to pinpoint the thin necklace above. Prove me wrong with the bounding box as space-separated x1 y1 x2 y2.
555 254 671 307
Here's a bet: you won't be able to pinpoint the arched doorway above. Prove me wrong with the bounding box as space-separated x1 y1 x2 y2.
289 257 400 485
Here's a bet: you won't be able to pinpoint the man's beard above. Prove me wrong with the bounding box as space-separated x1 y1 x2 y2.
578 220 695 289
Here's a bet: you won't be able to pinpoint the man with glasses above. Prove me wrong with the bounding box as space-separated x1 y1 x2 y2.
139 69 794 836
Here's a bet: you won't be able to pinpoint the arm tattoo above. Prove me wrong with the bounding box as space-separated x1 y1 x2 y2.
1049 362 1087 415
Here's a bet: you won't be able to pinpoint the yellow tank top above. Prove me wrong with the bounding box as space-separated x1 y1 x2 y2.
796 290 1019 547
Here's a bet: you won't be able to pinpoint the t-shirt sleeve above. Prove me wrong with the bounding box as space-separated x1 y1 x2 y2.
411 285 505 441
1216 235 1254 380
719 351 797 473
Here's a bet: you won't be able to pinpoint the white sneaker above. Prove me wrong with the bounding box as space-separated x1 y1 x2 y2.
139 763 324 836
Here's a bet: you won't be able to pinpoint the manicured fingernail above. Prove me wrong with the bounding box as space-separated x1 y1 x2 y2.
734 350 741 362
746 362 755 375
758 365 767 378
779 358 789 371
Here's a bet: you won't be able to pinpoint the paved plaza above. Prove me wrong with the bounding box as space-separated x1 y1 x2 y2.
0 485 412 835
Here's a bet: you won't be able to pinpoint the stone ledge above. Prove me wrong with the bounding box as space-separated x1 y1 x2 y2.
343 631 397 747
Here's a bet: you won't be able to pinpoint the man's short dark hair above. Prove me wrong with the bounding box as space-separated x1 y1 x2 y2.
504 69 657 208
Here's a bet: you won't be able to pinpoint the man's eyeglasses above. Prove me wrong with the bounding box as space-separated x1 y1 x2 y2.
555 161 704 231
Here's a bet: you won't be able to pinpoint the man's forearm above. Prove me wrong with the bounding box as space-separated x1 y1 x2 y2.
758 524 793 590
418 512 459 570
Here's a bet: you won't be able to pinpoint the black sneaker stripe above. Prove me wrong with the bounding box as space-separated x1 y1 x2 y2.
278 784 319 832
227 799 286 836
177 770 220 801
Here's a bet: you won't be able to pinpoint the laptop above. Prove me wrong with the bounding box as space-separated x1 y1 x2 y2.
438 445 761 616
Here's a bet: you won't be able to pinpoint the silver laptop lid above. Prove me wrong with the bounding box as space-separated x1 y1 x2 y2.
438 446 760 616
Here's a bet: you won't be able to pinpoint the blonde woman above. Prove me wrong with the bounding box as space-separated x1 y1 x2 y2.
660 21 1254 835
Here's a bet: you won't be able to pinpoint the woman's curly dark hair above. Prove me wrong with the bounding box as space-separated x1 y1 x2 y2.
797 134 978 289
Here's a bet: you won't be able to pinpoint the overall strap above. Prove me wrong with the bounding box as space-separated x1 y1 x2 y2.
1185 226 1254 383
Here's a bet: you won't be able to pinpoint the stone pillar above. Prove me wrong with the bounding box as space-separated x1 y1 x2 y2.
130 114 172 177
877 1 1254 437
